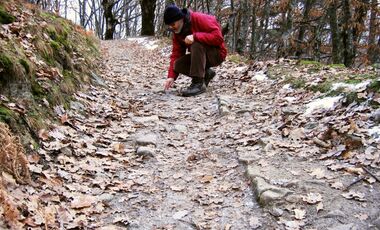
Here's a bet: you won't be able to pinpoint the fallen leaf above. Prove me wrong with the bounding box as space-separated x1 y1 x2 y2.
294 209 306 220
70 195 97 209
249 216 261 228
365 177 376 184
341 191 366 201
38 129 49 141
170 185 185 192
173 172 184 179
113 142 125 153
344 167 364 175
316 202 324 212
354 213 368 221
330 181 344 190
200 175 213 183
310 168 326 179
60 113 69 124
302 193 322 204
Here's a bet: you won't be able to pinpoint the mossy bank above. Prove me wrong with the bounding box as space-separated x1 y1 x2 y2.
0 0 101 149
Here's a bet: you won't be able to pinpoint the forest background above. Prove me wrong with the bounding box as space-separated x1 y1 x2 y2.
27 0 380 67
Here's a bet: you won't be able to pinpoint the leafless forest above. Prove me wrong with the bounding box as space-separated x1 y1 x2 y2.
27 0 379 67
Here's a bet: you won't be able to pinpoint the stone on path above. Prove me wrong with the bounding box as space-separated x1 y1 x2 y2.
135 133 157 146
132 115 159 125
136 146 155 157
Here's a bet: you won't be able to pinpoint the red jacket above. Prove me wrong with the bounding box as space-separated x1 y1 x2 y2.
168 10 227 79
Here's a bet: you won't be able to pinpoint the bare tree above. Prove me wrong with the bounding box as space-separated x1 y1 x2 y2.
139 0 157 35
102 0 119 39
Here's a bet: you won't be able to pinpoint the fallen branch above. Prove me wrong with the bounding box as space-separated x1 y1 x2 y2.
344 176 365 191
362 166 380 183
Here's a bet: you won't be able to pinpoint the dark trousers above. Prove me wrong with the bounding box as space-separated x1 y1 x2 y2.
174 42 223 79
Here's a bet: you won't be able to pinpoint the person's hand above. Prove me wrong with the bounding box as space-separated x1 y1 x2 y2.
164 78 175 90
185 35 194 45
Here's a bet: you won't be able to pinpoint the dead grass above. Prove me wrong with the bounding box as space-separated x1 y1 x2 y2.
0 122 31 184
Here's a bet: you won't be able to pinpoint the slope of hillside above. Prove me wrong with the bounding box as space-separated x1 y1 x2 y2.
0 0 100 148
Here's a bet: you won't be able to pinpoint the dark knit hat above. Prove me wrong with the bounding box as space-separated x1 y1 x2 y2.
164 5 184 25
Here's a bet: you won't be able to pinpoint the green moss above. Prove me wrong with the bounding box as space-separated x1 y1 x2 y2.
344 79 362 84
343 92 366 105
31 80 45 98
283 75 306 89
19 59 30 74
0 53 13 70
227 54 248 64
292 79 307 89
299 60 321 66
0 54 14 86
50 40 61 51
310 81 333 93
40 12 57 21
0 6 15 24
0 105 14 123
46 25 58 40
368 80 380 93
328 64 345 69
26 109 46 131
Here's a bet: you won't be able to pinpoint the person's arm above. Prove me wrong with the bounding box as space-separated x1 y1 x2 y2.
168 36 185 79
165 36 185 90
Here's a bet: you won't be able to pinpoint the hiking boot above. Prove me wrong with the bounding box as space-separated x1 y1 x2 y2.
181 78 206 97
204 68 216 87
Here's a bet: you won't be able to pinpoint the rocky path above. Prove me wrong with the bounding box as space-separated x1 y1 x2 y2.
91 39 279 229
8 38 379 229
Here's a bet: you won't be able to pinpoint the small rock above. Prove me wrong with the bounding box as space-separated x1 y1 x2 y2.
246 165 262 179
173 124 187 133
172 210 189 220
269 207 284 217
136 133 157 146
371 109 380 123
99 193 114 202
136 146 155 157
327 223 355 230
90 72 107 87
70 101 85 111
322 210 346 219
285 194 302 203
132 115 159 124
252 177 278 195
259 190 288 206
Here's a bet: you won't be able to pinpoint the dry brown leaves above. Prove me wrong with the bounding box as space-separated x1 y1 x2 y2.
0 122 31 184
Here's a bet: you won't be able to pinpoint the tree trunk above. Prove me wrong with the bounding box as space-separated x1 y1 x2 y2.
78 0 87 27
327 0 342 64
368 0 379 63
102 0 118 40
249 0 257 59
295 0 315 58
352 0 369 49
342 0 354 66
140 0 157 36
236 0 249 54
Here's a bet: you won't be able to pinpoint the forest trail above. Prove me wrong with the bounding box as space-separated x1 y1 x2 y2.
94 39 379 229
74 39 277 228
6 38 379 229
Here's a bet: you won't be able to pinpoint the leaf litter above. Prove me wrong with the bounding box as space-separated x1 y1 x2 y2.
1 37 380 229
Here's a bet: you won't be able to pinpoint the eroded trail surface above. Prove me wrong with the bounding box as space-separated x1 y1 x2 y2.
92 40 277 228
95 39 380 229
12 38 379 230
